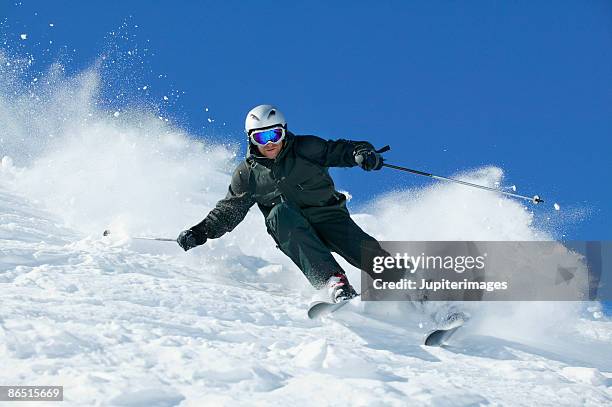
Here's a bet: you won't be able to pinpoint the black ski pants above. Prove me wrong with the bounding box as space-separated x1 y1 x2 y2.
265 202 389 288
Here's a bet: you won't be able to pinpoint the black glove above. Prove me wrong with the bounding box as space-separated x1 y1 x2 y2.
176 229 207 251
354 145 384 171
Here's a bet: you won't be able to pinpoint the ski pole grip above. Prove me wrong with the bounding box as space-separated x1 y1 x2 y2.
376 145 391 154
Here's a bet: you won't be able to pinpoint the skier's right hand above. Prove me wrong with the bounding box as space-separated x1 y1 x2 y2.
177 229 207 251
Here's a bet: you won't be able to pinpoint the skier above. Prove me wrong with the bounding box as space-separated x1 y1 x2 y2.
177 105 390 303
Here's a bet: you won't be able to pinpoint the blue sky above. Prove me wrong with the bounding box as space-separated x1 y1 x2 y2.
3 0 611 239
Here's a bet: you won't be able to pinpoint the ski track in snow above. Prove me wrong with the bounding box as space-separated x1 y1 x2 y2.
1 184 611 406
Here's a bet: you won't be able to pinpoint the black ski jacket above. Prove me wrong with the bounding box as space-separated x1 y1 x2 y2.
190 131 374 240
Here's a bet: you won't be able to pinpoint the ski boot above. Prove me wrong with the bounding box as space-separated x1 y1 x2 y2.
326 272 358 303
440 310 469 330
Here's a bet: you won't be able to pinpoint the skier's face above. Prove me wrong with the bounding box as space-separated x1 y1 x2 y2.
257 140 283 159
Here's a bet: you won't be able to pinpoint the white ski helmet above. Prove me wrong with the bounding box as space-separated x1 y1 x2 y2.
244 105 286 134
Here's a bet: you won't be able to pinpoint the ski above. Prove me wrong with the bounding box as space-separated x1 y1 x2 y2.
307 294 360 319
424 324 462 346
424 313 466 346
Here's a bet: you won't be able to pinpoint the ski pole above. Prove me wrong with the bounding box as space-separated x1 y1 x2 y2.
375 146 543 204
102 229 176 242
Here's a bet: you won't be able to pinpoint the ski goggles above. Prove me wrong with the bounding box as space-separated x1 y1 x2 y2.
249 127 286 146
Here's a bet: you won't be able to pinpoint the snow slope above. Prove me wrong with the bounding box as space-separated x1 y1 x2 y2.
1 57 611 406
2 177 612 407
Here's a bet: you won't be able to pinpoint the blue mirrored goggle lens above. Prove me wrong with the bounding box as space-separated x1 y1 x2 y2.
252 128 283 145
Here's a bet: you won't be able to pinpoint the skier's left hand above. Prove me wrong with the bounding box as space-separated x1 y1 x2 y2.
354 145 384 171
